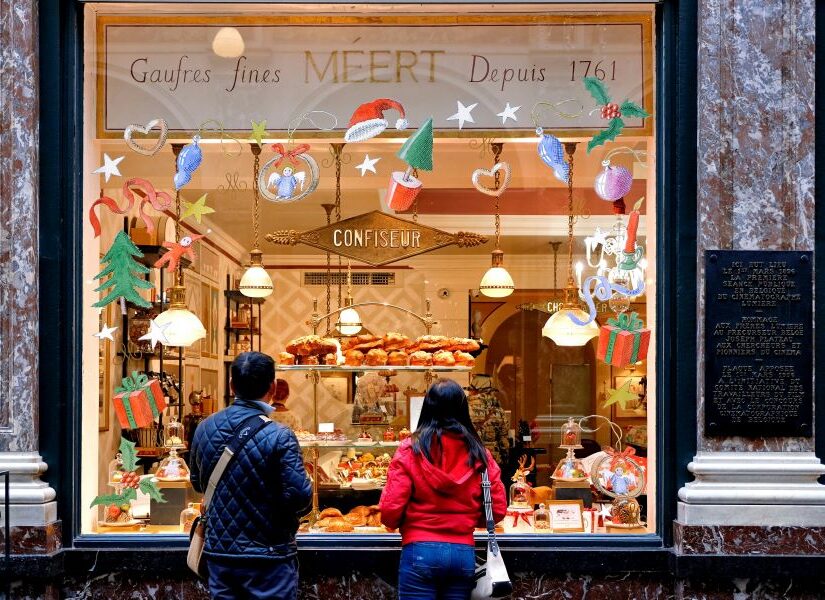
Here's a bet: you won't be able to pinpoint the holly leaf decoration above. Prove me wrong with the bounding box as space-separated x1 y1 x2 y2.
583 77 611 105
90 492 127 508
119 438 138 472
633 197 646 212
139 478 167 503
121 486 138 502
619 100 649 119
587 118 625 153
603 380 638 410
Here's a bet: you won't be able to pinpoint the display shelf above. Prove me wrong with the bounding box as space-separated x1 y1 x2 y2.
277 365 472 373
299 441 402 449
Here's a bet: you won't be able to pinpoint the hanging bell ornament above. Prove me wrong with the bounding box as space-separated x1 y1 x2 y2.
174 135 203 190
537 132 569 183
593 160 633 202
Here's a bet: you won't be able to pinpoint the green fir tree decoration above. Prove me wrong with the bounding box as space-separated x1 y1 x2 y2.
93 230 153 309
583 77 650 153
397 117 434 176
90 438 166 509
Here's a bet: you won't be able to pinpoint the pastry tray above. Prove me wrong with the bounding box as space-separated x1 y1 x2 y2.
276 365 472 372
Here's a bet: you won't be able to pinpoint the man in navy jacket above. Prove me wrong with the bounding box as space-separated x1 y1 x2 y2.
190 352 312 600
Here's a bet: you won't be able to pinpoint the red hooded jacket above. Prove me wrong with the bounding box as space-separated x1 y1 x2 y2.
379 434 507 545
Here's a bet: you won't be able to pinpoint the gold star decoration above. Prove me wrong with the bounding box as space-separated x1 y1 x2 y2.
250 120 268 146
182 193 215 223
602 380 638 410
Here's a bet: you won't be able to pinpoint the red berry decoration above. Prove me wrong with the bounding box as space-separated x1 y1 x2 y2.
601 103 622 120
120 471 140 489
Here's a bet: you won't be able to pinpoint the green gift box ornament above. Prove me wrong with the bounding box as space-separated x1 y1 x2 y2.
597 312 651 367
112 371 166 430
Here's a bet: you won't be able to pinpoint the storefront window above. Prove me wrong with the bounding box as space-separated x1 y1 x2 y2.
81 3 657 538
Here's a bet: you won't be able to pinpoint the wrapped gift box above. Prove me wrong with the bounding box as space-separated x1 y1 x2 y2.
597 312 650 367
113 371 166 430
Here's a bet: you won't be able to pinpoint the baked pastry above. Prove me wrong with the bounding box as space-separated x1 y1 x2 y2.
367 512 382 527
398 427 411 441
416 335 449 351
319 507 343 519
324 353 338 365
365 348 388 366
446 338 481 353
339 337 357 352
387 351 409 366
409 351 433 366
301 355 320 365
343 513 367 526
383 332 411 351
350 505 372 517
326 522 355 532
433 350 456 367
285 335 338 356
453 351 475 367
278 351 296 365
351 334 383 352
345 349 365 366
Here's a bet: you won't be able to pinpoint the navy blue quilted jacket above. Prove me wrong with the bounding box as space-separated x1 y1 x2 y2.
190 398 312 562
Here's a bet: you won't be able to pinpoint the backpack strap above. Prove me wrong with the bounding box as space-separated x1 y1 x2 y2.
203 414 271 511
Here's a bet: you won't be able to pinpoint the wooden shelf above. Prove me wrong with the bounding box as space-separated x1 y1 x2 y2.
277 365 472 373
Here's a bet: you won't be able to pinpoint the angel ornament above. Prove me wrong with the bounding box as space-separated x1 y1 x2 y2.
258 143 320 203
267 165 306 200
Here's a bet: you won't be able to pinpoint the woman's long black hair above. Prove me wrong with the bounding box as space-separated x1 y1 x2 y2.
411 378 488 468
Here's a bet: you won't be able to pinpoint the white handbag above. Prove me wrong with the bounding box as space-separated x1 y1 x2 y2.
471 469 513 599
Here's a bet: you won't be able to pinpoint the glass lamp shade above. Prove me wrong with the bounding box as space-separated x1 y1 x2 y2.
212 27 245 58
155 286 206 347
337 306 363 336
479 266 515 298
542 308 599 346
239 266 273 298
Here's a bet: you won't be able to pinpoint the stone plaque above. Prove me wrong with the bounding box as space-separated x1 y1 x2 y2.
265 210 487 266
704 250 812 437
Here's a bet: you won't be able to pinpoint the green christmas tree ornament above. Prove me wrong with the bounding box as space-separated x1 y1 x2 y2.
387 117 434 211
93 231 153 309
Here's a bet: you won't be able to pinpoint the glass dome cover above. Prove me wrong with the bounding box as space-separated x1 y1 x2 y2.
559 417 583 449
164 420 186 448
108 452 125 484
551 453 588 482
155 447 190 481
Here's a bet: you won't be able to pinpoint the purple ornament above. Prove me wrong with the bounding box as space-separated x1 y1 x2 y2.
174 135 203 190
594 160 633 201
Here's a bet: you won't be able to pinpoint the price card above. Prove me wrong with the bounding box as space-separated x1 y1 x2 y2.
318 422 335 433
523 435 532 442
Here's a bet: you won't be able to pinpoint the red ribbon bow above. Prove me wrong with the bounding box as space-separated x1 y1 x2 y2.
88 178 173 238
506 509 533 528
605 446 636 470
270 143 311 168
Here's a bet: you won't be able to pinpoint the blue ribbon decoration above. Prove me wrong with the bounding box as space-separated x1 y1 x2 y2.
568 275 645 326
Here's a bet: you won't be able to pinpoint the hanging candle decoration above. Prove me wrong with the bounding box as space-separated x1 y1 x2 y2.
174 135 203 190
594 160 633 213
537 131 569 183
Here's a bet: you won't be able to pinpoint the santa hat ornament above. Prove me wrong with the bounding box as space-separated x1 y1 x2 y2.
345 99 408 143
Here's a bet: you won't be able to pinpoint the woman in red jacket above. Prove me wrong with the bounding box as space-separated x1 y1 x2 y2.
380 378 507 600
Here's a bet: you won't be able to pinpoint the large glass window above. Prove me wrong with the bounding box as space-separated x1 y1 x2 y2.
81 3 657 538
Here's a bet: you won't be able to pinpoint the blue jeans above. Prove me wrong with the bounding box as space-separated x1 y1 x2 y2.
399 542 477 600
207 557 298 600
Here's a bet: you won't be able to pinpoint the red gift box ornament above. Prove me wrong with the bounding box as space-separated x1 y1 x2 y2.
112 371 166 430
597 311 650 367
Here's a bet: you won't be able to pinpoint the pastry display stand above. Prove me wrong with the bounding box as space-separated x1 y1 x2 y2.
280 298 471 527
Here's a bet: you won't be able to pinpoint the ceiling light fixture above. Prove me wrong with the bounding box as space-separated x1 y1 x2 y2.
543 142 600 345
240 144 274 298
479 142 514 298
212 27 245 58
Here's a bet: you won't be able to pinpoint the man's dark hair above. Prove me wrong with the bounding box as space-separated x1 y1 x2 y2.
231 352 275 400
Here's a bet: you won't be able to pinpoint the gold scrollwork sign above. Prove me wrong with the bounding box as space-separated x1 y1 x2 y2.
265 210 487 266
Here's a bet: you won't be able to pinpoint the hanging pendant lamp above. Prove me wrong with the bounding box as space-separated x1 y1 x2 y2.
336 263 362 336
156 145 206 347
542 142 600 346
479 143 514 298
240 144 274 298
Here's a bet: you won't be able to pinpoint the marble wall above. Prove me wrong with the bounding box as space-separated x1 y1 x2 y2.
695 0 816 452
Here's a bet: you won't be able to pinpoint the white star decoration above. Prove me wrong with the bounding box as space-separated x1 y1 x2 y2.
93 154 124 182
496 103 521 124
355 154 381 176
139 318 171 349
446 101 478 130
94 323 118 342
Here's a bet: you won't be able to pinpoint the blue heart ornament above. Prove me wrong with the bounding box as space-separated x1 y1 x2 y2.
538 134 569 183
